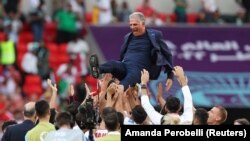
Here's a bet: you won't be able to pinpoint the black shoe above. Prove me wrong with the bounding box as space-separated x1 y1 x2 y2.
89 54 100 79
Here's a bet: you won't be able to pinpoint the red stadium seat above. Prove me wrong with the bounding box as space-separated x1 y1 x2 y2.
46 42 58 53
58 54 69 64
59 44 68 54
44 22 57 31
24 75 42 84
187 13 198 24
19 32 33 44
22 75 43 100
17 43 28 53
85 12 93 24
0 32 7 41
157 13 167 22
43 22 57 43
0 65 3 74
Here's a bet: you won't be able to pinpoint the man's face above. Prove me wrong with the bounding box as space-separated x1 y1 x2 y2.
207 107 220 124
129 18 145 36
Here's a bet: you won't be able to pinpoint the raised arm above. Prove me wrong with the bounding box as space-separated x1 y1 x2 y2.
156 83 166 109
47 79 57 109
173 66 193 124
140 69 163 125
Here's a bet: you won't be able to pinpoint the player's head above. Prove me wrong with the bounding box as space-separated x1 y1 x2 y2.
129 12 146 36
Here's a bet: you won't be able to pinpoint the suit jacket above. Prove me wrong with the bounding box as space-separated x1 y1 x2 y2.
119 29 173 79
1 120 34 141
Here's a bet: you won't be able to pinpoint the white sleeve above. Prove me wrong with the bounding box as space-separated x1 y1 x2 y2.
180 85 193 125
141 95 163 125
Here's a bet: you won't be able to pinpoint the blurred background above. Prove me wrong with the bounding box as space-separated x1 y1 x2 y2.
0 0 250 130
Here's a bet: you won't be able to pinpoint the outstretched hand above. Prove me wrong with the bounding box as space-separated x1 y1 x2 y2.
47 79 57 92
172 66 187 87
165 78 173 91
141 69 149 84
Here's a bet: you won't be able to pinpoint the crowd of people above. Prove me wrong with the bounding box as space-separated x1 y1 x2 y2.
93 0 250 25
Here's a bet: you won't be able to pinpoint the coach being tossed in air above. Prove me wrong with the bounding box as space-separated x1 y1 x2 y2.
90 12 173 90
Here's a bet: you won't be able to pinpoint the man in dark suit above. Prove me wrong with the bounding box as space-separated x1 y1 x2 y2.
90 12 173 91
1 102 36 141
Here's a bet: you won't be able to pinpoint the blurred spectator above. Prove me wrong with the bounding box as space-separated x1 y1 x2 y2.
0 94 14 122
1 102 36 141
0 2 5 17
57 58 78 100
174 0 188 23
201 0 218 23
236 0 250 23
55 3 77 43
213 10 225 24
96 0 112 24
51 0 66 20
111 0 118 22
150 12 165 26
2 0 21 17
3 11 22 43
70 0 86 17
236 8 245 25
8 94 25 122
136 0 156 25
118 1 132 23
196 12 206 23
29 0 45 42
0 65 21 97
67 34 90 77
29 0 41 11
69 0 86 34
234 118 250 125
21 43 39 74
36 42 50 82
193 108 208 125
0 34 15 66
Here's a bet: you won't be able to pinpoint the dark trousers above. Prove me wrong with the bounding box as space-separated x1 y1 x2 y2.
56 30 76 43
100 60 142 90
31 23 43 42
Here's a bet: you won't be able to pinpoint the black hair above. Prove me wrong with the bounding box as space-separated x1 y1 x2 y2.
194 108 208 125
165 95 180 113
116 112 124 126
35 100 50 118
132 105 147 124
104 112 119 131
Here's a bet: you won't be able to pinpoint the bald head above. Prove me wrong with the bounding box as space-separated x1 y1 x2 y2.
24 102 36 118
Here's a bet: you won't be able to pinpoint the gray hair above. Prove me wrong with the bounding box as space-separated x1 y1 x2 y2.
129 12 145 24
